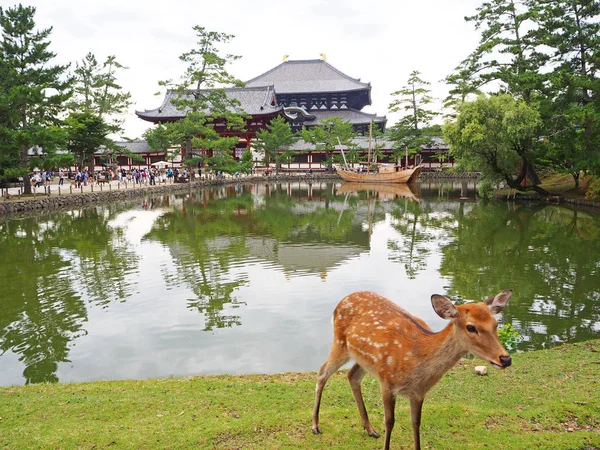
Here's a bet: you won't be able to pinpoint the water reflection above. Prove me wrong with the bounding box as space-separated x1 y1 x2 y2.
0 179 599 385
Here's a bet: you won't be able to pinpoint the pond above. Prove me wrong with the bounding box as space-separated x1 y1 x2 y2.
1 180 599 386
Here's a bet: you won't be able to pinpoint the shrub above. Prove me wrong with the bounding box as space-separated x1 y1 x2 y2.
498 323 521 353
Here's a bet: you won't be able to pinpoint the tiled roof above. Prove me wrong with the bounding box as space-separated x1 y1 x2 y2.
304 108 386 126
245 60 371 94
114 140 151 154
288 135 393 151
136 86 283 121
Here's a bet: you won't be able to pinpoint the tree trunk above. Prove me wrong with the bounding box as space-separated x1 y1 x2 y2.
21 142 32 195
184 136 192 161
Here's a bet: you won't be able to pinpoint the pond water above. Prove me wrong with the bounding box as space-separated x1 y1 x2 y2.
1 180 599 386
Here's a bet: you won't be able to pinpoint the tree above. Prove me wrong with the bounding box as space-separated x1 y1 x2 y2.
255 116 297 174
300 117 355 169
64 112 110 169
460 0 546 104
388 71 440 165
68 52 132 169
531 0 600 182
147 26 246 173
0 4 72 193
443 94 547 194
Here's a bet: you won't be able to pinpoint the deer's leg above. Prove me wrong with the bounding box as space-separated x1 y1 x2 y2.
311 343 349 435
381 387 396 450
347 363 379 438
409 397 424 450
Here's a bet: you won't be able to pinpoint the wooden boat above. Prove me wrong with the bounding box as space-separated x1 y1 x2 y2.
336 122 422 184
336 165 422 184
337 182 420 201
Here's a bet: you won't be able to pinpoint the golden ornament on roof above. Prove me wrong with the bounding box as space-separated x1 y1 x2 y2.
319 53 326 61
283 54 289 62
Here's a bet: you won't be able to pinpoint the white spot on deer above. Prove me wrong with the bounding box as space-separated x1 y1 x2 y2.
387 356 394 366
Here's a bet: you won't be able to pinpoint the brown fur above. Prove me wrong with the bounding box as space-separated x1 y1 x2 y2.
312 290 512 450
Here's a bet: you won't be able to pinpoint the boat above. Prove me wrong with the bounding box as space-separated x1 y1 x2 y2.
335 122 422 184
336 182 420 201
336 165 422 184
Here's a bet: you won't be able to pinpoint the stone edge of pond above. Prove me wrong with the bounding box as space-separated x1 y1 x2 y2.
0 174 342 217
0 172 484 218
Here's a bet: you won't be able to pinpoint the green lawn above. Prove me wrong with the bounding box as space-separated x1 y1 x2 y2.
1 341 599 449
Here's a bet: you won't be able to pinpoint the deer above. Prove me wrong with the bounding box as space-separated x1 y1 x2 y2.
311 289 513 450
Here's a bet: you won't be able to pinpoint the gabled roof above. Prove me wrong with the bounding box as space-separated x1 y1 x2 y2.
305 108 386 126
136 86 283 121
114 140 151 154
245 60 371 94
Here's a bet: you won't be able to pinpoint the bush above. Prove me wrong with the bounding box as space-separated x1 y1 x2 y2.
585 176 600 200
498 323 521 353
477 178 494 200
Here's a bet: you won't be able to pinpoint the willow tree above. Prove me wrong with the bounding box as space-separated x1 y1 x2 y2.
444 94 547 194
0 4 72 193
146 26 246 173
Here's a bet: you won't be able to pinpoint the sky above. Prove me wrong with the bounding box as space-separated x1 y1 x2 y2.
20 0 484 139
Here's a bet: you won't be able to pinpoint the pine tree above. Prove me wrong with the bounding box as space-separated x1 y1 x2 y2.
255 116 296 175
388 71 439 164
0 4 72 193
146 26 246 174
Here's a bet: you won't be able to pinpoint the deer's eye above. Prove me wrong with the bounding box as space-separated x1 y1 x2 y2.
466 325 477 333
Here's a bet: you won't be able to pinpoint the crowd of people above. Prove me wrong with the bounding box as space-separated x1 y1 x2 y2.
28 166 187 189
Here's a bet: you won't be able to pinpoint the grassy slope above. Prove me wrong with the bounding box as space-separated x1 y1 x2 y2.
1 341 599 450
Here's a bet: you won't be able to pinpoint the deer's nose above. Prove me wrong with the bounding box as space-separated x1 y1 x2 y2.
500 355 512 368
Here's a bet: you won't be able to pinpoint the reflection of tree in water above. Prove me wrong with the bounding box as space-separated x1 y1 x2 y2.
439 203 600 350
0 205 140 384
145 186 362 330
387 200 456 279
145 191 253 331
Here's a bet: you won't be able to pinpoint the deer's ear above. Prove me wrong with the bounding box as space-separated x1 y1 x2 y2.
485 290 513 314
431 295 458 320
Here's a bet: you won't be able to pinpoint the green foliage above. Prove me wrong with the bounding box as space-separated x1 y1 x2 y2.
148 26 246 171
239 148 253 174
255 116 297 173
585 176 600 200
0 4 72 193
388 71 440 159
498 323 521 353
476 178 494 200
64 112 110 168
69 52 132 136
449 0 600 184
444 94 542 188
300 117 356 168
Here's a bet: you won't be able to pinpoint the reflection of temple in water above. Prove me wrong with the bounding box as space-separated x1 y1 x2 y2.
246 237 364 280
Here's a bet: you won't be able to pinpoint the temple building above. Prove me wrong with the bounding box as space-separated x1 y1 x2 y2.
245 59 386 135
100 57 451 171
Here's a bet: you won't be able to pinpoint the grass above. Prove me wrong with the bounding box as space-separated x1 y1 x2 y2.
1 340 599 449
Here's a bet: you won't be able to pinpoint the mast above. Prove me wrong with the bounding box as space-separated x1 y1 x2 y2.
367 121 373 174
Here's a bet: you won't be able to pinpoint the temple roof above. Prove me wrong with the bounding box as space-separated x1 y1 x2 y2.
114 140 151 154
305 108 386 126
245 60 371 94
136 86 283 121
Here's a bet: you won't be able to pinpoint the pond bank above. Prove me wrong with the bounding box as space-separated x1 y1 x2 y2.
0 172 481 217
0 174 342 217
0 340 598 449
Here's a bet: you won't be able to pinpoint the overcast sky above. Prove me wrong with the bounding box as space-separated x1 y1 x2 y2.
22 0 484 139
